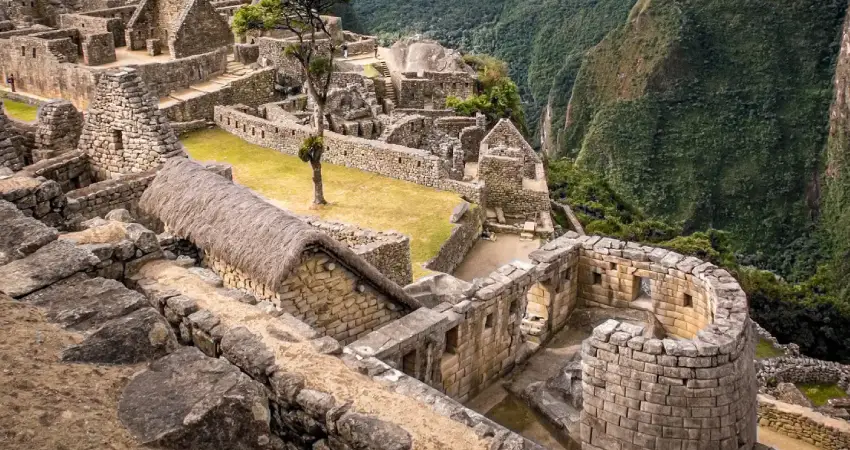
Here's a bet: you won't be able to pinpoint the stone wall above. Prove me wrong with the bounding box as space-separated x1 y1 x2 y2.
303 217 412 286
571 235 757 450
214 105 484 200
0 33 98 108
206 250 408 345
161 68 277 122
76 68 182 179
168 0 233 58
424 203 484 274
128 47 228 97
16 150 91 192
58 13 123 47
0 175 65 227
80 32 115 65
131 270 543 450
396 71 474 110
64 171 157 228
32 99 83 162
758 396 850 450
0 102 28 171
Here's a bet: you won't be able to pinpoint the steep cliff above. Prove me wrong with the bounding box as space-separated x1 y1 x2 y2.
825 8 850 298
562 0 847 275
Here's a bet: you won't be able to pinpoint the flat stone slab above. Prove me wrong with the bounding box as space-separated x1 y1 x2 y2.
20 273 148 331
0 200 57 265
119 347 271 449
0 240 98 298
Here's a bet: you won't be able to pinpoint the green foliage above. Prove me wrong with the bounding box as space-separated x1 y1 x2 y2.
565 0 847 279
446 54 528 134
299 135 323 162
548 156 850 364
755 339 784 359
741 265 850 363
547 159 680 243
335 0 635 141
231 0 282 36
797 383 848 407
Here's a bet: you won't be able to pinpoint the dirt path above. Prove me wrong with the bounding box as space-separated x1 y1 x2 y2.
0 295 142 450
758 426 821 450
453 234 541 281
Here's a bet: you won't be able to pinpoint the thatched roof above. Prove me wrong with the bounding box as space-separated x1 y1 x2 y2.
139 159 421 309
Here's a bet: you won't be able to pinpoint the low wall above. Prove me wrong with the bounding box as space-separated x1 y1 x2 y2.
758 396 850 450
16 150 92 192
0 175 65 227
424 203 484 274
126 47 229 97
64 171 157 229
302 217 413 286
214 106 483 200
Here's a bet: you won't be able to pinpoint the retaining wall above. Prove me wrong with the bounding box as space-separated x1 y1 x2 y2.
213 105 483 200
758 395 850 450
424 203 484 274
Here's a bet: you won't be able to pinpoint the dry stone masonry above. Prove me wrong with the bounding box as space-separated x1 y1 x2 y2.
76 68 183 179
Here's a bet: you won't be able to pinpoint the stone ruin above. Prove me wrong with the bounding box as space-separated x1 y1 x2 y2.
77 67 183 179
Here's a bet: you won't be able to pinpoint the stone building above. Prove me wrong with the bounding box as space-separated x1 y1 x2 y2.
32 99 83 162
76 68 183 179
139 158 423 344
477 119 550 219
125 0 233 58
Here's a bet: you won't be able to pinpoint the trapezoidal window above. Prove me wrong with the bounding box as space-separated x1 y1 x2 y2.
21 46 25 56
401 349 417 377
592 272 602 285
444 326 458 355
683 293 693 308
111 130 124 151
484 313 494 329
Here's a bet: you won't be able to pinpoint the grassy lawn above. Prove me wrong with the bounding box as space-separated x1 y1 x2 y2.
796 382 847 407
181 128 460 280
755 338 785 359
1 97 38 122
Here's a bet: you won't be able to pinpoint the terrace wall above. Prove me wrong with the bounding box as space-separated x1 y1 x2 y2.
214 105 483 202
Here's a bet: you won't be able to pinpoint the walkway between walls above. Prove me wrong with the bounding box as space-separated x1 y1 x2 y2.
453 234 541 281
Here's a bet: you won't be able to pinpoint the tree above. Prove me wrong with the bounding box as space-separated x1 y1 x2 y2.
233 0 349 205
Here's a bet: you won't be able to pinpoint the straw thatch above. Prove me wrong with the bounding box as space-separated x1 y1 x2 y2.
139 159 421 309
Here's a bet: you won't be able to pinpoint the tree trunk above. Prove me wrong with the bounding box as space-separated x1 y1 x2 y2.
308 82 327 205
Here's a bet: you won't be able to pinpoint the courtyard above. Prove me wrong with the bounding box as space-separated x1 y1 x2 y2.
181 128 461 279
1 97 38 122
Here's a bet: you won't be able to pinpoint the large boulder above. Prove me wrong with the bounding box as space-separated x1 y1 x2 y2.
119 347 271 450
20 274 148 332
0 200 57 265
61 307 178 364
0 239 98 297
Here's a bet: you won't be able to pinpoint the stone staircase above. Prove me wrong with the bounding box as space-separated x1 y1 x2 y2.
373 61 396 104
158 55 258 120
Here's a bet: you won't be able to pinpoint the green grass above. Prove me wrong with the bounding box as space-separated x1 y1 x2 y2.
755 338 784 359
796 382 847 407
1 97 38 122
181 128 460 280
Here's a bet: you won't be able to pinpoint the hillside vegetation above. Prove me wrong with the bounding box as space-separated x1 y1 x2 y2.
564 0 846 278
337 0 636 143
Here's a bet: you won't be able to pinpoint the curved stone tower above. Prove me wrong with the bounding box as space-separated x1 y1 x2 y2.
575 238 757 450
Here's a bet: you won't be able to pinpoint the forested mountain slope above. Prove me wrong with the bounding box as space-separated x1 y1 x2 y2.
336 0 636 143
563 0 847 276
